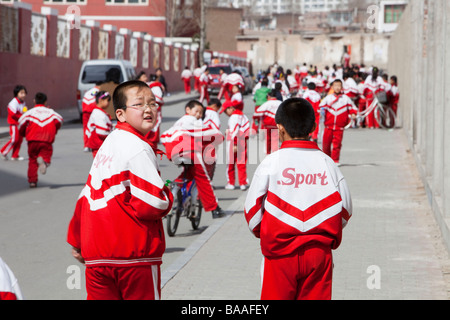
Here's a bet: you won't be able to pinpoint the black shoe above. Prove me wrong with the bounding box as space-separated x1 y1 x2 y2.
212 206 225 219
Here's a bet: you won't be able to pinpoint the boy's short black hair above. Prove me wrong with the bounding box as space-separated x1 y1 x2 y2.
34 92 47 105
113 80 152 111
185 99 204 110
209 98 222 108
14 85 27 97
275 98 315 139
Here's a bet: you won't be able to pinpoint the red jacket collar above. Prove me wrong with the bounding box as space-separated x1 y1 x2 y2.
232 109 244 115
280 139 320 150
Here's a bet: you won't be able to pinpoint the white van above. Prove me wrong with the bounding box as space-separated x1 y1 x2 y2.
77 59 136 117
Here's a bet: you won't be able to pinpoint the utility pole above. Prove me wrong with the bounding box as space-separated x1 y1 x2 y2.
199 0 206 66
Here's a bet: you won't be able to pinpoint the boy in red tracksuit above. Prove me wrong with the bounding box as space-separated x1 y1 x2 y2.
85 91 113 158
81 82 102 151
161 100 225 219
220 100 250 191
67 80 174 300
18 92 63 188
363 67 386 129
199 68 211 104
254 90 282 154
320 79 357 165
181 67 192 94
244 98 352 300
302 82 321 142
388 75 399 115
145 80 165 149
202 98 223 180
218 72 245 101
1 85 27 161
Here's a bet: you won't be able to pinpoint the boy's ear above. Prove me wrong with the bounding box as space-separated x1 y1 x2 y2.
116 109 126 122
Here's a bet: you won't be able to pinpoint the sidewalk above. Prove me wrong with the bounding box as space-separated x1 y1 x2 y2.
161 127 450 300
0 90 199 138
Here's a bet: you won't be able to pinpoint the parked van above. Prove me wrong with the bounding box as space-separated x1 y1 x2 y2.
77 59 136 118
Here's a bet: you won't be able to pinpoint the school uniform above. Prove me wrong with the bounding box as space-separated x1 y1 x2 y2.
218 73 245 100
388 84 399 115
244 139 352 300
181 69 192 94
145 82 164 149
81 87 99 148
18 105 63 184
363 75 386 128
320 93 357 163
0 257 23 300
302 88 322 141
67 121 173 300
86 106 113 158
254 98 281 154
199 72 211 104
1 97 26 159
161 115 223 212
224 108 250 187
202 107 223 180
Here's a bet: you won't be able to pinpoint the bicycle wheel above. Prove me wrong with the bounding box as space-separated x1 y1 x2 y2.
382 107 396 129
167 190 182 237
190 199 203 230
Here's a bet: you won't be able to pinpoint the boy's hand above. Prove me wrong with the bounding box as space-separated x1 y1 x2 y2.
71 247 85 264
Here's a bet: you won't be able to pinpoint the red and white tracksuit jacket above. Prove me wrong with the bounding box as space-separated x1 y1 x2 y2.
199 72 211 103
344 77 359 100
18 105 63 183
320 93 357 163
254 98 281 154
67 121 174 268
218 73 245 100
302 89 321 141
1 97 26 158
145 82 164 149
388 84 399 115
226 110 250 186
0 257 23 300
85 107 112 157
161 115 223 211
82 87 99 147
229 91 244 111
363 75 387 128
203 108 222 179
244 140 352 299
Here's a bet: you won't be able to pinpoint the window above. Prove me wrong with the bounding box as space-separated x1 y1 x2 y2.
384 4 406 24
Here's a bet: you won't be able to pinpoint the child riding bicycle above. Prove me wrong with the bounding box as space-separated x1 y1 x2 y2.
161 100 226 219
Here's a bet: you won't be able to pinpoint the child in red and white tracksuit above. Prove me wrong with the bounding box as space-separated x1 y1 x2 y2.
181 67 192 94
18 92 63 187
363 68 387 129
85 91 113 158
254 91 281 154
302 82 321 142
81 83 101 151
161 100 225 218
388 75 399 115
218 72 245 101
1 85 27 161
67 81 174 300
202 98 224 180
0 256 23 300
320 79 357 165
145 80 165 149
199 68 211 104
245 98 352 300
220 100 250 190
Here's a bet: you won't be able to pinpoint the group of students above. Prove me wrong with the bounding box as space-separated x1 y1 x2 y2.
1 85 63 188
251 62 399 165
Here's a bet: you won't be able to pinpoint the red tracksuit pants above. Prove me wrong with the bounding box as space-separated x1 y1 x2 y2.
27 141 53 183
183 79 191 94
176 152 218 212
226 138 248 186
85 265 161 300
261 244 333 300
199 85 209 104
322 127 344 163
366 97 379 129
1 125 23 158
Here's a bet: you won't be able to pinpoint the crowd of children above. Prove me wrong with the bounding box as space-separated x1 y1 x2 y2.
0 57 399 300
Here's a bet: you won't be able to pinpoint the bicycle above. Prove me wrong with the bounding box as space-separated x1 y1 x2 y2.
346 95 396 129
165 164 203 237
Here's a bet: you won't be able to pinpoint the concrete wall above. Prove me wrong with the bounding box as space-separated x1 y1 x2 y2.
388 0 450 252
240 32 391 72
